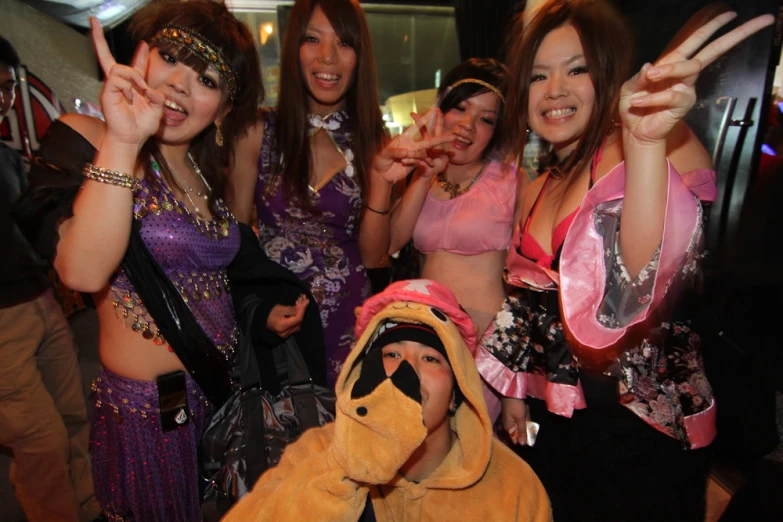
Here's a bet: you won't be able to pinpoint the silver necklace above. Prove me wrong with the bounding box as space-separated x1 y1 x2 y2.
170 153 211 218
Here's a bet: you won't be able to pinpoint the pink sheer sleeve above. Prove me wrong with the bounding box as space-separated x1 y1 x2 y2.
559 161 713 352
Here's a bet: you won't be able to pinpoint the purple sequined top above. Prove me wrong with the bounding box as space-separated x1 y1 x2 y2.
110 157 240 356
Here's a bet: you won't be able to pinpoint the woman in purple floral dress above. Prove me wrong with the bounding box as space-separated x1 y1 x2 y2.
229 0 452 385
255 110 368 383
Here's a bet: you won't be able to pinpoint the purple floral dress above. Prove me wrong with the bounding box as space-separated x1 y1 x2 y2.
255 110 370 385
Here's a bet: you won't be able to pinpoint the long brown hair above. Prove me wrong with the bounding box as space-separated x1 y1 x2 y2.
131 0 263 213
503 0 633 183
275 0 385 209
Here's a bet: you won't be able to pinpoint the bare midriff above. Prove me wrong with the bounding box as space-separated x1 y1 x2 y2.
94 288 187 382
420 250 507 336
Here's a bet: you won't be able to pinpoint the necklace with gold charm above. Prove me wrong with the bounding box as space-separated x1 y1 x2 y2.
437 160 489 199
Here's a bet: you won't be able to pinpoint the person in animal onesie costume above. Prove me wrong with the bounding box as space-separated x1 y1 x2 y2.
223 279 552 522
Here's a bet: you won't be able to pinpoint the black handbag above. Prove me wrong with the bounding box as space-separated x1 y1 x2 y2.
390 239 421 282
201 297 336 517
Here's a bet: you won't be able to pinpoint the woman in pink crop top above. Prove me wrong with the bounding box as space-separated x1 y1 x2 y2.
389 59 520 343
475 1 773 521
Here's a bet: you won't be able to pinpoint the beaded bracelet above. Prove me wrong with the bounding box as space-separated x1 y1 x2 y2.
364 204 390 215
82 164 140 191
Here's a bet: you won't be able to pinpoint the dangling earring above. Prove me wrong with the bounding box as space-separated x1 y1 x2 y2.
215 121 224 147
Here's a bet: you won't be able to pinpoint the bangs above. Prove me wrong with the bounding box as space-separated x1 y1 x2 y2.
153 40 227 93
318 0 362 52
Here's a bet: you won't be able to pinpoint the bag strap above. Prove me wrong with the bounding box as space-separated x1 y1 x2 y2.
236 295 263 390
275 337 322 429
274 337 314 386
237 293 324 429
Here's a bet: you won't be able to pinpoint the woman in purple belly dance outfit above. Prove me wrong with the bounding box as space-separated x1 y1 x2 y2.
14 1 262 519
230 0 452 385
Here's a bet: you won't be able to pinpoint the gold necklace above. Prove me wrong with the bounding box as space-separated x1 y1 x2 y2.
437 160 489 199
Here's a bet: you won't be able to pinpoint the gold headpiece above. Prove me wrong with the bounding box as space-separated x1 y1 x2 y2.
444 78 505 104
149 25 238 100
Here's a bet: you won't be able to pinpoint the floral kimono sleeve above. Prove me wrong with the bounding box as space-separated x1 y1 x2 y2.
595 198 705 329
594 201 661 328
560 161 704 351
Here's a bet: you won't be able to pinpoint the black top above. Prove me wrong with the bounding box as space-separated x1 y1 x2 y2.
358 498 377 522
0 142 49 308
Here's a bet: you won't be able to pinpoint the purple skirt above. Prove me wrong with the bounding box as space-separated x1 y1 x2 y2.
90 367 210 522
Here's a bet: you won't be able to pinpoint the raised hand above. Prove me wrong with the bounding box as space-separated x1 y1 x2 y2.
410 109 450 179
90 17 165 149
371 106 453 185
619 11 775 145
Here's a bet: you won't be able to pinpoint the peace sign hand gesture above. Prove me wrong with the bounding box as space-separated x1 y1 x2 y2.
90 17 165 150
618 11 774 146
371 106 453 185
410 108 451 179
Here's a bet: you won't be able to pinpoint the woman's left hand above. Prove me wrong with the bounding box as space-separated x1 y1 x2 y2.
619 11 774 145
266 295 309 339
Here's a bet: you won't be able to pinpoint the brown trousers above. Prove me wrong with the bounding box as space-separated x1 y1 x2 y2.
0 290 99 521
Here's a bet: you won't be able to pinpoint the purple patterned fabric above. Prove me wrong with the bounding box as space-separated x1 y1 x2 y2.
109 158 240 354
255 110 370 385
91 367 209 522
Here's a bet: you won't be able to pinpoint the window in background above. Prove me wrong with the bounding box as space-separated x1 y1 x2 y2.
232 9 281 107
231 3 459 135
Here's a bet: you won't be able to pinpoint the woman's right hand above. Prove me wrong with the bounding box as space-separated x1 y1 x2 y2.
90 17 165 150
410 108 450 180
619 11 774 147
371 106 453 185
501 396 530 445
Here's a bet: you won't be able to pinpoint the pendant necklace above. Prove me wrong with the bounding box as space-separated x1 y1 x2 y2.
170 153 211 218
437 159 489 199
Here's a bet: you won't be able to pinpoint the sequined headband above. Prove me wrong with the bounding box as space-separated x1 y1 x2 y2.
444 78 505 103
149 25 238 100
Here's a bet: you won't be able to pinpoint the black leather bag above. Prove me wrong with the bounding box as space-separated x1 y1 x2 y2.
201 298 335 517
390 239 421 282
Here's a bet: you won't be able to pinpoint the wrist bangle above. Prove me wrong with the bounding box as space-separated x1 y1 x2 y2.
364 204 390 215
82 164 140 191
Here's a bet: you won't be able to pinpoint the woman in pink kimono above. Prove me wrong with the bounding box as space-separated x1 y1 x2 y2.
475 1 773 521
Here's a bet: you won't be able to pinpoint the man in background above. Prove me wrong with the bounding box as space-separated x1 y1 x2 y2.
0 34 100 522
